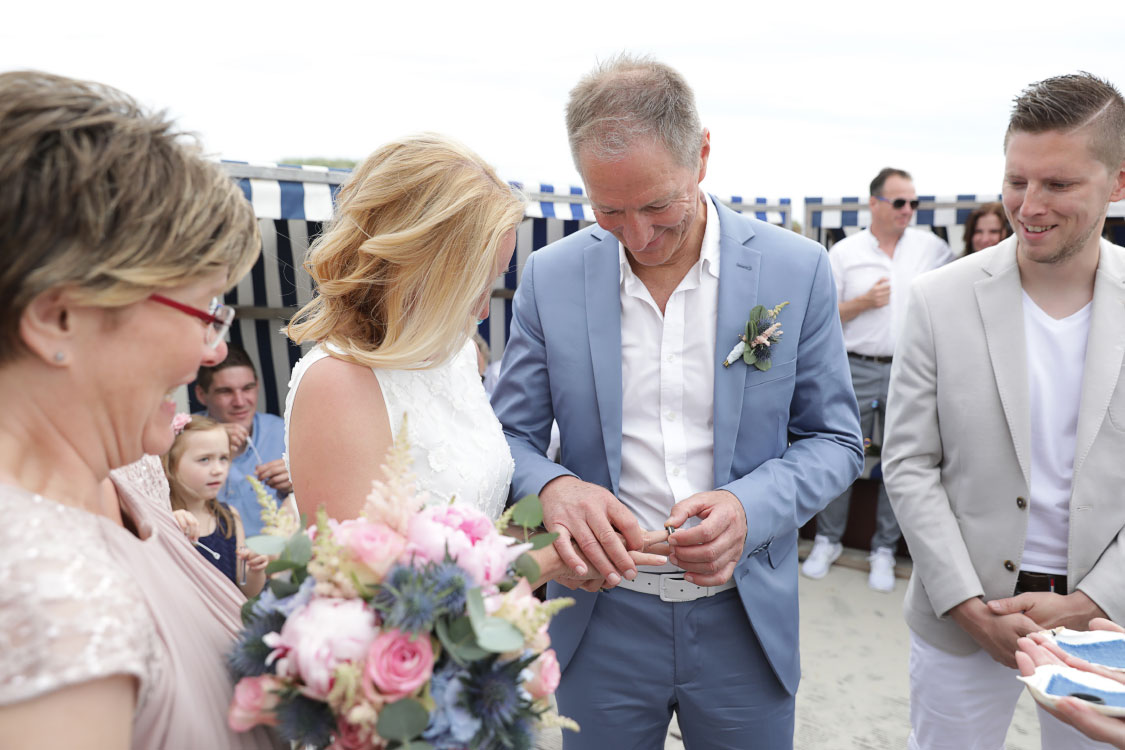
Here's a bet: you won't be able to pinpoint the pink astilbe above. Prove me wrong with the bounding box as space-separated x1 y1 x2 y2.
750 322 782 348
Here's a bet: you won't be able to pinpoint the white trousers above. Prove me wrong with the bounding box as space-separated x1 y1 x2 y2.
908 632 1115 750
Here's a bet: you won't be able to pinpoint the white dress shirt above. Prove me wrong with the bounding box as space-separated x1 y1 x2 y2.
617 193 719 540
829 227 953 356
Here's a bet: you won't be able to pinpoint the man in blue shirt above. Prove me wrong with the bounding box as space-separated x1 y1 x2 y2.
194 345 290 537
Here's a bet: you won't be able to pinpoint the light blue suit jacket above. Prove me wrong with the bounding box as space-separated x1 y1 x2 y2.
491 198 863 694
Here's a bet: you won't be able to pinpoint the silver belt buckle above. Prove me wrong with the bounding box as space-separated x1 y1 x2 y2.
659 575 697 602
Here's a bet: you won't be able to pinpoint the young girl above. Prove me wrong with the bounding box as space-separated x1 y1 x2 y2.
163 416 268 597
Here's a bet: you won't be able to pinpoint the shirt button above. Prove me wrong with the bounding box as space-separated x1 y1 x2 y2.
666 412 676 422
667 354 675 362
1004 560 1015 572
671 467 681 477
1016 497 1027 509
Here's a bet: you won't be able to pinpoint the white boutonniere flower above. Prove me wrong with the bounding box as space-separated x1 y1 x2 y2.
722 301 789 371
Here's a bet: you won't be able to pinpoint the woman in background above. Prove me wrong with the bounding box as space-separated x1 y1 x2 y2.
963 202 1012 255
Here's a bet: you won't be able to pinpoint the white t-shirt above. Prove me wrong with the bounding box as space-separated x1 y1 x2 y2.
1020 291 1092 575
617 193 719 541
829 227 953 356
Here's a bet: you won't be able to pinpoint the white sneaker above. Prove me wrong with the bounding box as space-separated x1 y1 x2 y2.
802 535 843 579
868 546 897 592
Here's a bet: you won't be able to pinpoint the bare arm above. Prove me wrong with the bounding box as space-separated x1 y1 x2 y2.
288 355 392 522
0 675 134 749
838 277 889 322
232 508 267 598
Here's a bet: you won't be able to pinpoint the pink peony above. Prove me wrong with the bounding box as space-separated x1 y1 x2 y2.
523 649 561 701
263 598 378 700
404 504 527 585
362 628 435 703
337 519 406 586
228 674 281 732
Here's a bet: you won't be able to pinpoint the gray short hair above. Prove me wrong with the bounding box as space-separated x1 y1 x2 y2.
566 54 704 171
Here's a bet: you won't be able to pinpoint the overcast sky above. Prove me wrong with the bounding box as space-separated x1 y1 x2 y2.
5 0 1124 206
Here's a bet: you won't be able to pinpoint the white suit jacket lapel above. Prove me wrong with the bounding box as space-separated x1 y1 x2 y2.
1075 239 1125 476
975 241 1031 489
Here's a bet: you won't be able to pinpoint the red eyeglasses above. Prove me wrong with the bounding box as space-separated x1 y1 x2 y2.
149 294 235 349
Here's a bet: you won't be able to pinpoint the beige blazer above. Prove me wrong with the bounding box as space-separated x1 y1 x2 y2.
884 236 1125 655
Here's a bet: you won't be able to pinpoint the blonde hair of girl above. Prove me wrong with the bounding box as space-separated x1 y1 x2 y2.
286 133 525 369
162 416 237 539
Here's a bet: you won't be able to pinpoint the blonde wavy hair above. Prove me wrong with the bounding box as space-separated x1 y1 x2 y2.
0 71 260 363
286 133 524 369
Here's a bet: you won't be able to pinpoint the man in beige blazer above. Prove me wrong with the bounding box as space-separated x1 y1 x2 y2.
884 72 1125 749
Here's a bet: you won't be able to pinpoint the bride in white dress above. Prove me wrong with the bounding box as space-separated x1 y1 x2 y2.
283 134 664 589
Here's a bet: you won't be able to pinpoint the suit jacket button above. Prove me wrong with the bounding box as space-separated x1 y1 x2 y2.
1016 497 1027 509
1004 560 1015 572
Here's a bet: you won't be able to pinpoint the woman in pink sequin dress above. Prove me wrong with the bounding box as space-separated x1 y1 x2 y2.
0 71 280 749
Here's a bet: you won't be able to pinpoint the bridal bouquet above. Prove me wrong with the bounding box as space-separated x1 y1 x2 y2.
229 434 576 749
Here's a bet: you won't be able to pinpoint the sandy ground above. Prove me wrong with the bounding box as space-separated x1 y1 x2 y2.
538 544 1044 749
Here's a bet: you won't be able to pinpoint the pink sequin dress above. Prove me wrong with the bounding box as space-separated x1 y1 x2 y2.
0 456 282 749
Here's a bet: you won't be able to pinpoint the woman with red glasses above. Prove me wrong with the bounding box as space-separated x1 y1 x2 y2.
0 72 279 749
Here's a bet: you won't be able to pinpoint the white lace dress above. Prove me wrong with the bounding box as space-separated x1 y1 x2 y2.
284 338 514 521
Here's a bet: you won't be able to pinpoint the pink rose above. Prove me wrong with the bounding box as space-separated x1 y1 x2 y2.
362 628 435 702
228 675 281 732
404 504 527 585
523 649 561 701
263 598 378 700
338 519 406 585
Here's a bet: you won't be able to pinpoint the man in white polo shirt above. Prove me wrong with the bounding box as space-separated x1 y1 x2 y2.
884 72 1125 749
802 168 951 591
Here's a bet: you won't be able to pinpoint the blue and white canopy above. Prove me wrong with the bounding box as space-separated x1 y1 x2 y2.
211 162 790 417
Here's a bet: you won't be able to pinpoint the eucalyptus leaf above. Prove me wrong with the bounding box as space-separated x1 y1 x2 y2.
240 597 257 626
475 617 526 653
743 348 757 365
283 532 312 566
514 553 541 584
466 587 487 627
376 698 429 741
510 494 544 529
755 358 773 372
265 559 300 575
245 534 286 557
748 304 765 330
269 577 300 598
527 532 558 550
435 616 490 664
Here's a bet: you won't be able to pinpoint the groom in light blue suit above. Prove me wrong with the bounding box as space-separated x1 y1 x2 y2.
492 56 863 749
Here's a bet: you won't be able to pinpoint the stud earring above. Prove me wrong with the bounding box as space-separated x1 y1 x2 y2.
53 352 65 363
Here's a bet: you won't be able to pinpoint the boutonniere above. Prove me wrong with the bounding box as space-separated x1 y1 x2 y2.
722 301 789 371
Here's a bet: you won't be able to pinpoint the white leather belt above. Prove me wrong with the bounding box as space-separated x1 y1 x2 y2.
613 571 737 602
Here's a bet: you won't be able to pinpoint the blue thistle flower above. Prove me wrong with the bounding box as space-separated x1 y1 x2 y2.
274 694 336 748
227 610 285 678
385 585 439 633
430 561 469 613
463 657 535 746
373 562 465 633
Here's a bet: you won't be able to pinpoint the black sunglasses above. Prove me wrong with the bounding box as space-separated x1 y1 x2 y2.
875 196 920 210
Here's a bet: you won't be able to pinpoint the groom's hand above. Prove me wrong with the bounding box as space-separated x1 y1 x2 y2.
540 475 644 586
664 490 747 586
